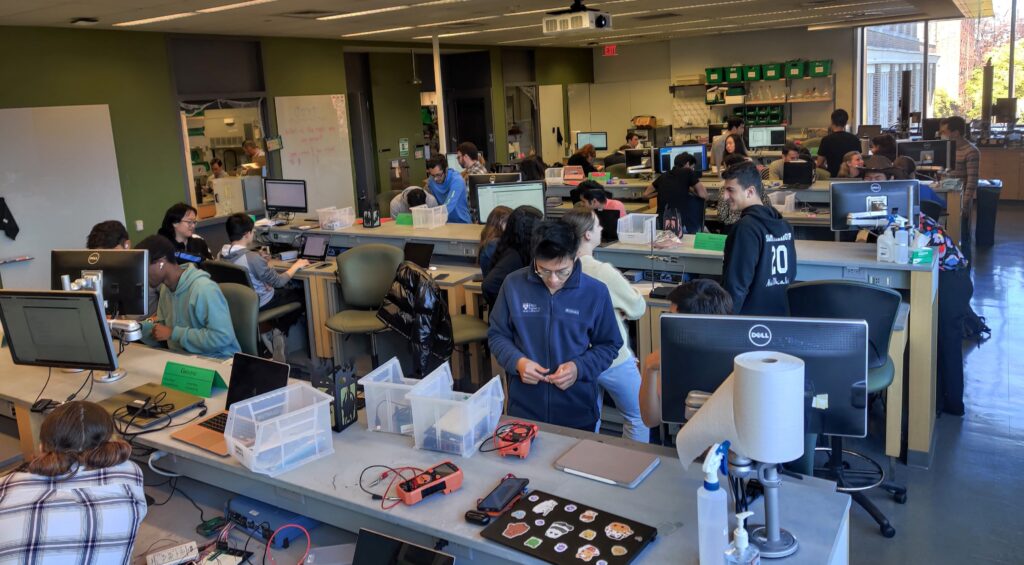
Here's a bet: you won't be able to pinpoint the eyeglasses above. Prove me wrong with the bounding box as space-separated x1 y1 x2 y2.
179 220 197 226
535 263 573 280
430 170 446 181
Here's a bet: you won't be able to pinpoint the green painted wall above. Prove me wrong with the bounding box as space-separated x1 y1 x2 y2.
0 27 184 236
368 53 426 194
535 48 594 86
489 48 508 162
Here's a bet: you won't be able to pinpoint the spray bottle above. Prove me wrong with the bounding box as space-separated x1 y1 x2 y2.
697 441 730 564
724 511 761 564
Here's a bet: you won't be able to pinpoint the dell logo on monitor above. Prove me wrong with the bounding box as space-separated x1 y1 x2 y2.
748 324 772 347
87 252 101 265
870 183 882 193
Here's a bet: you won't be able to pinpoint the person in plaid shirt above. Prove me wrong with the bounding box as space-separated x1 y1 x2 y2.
0 401 146 564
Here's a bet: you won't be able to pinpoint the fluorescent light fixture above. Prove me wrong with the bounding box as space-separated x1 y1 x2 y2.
196 0 276 14
418 15 499 28
342 26 416 37
319 0 467 20
498 36 548 44
113 12 197 26
412 23 539 39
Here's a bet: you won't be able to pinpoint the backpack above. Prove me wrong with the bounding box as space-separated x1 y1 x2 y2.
961 308 991 344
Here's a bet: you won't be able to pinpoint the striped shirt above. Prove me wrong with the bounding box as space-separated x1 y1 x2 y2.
0 461 146 565
949 138 980 201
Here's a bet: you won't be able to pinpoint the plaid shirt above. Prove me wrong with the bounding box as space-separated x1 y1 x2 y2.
0 461 147 565
464 161 488 176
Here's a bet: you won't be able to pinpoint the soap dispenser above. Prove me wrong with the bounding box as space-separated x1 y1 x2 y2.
724 511 760 564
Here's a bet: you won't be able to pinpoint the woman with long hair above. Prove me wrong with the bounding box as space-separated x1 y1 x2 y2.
482 205 543 307
567 144 602 176
478 205 513 276
837 151 865 178
723 133 748 159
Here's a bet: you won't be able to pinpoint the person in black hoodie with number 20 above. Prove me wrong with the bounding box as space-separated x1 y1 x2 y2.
720 161 796 315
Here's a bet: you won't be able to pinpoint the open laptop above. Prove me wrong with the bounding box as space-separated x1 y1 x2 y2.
597 209 620 246
403 242 434 269
298 233 331 261
353 529 454 565
98 383 204 430
782 160 815 189
170 353 290 456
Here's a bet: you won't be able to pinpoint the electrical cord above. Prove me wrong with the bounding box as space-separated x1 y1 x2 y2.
65 371 93 403
263 523 311 565
32 368 52 405
478 422 537 454
147 452 181 478
358 464 424 510
147 475 209 523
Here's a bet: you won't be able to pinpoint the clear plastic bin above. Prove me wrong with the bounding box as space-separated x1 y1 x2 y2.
545 167 565 182
411 205 447 229
617 213 658 244
409 374 504 458
225 384 334 476
357 357 453 436
317 206 355 231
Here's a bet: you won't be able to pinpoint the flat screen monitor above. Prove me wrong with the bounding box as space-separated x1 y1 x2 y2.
476 182 546 222
896 139 953 169
625 148 654 169
747 126 786 149
597 209 620 243
51 249 149 317
468 173 522 222
403 242 434 269
782 160 815 186
446 153 463 172
830 180 919 231
353 529 454 565
264 179 307 214
577 131 609 151
857 124 882 138
660 313 869 437
657 145 708 173
921 118 941 140
0 290 118 372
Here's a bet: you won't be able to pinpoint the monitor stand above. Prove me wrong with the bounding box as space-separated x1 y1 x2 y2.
94 369 126 383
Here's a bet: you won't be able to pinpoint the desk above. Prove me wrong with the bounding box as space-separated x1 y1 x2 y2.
546 180 649 200
0 346 850 565
260 222 484 260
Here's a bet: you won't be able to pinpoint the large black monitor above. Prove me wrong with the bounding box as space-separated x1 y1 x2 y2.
0 290 118 372
857 124 882 138
576 131 608 151
625 148 654 170
660 314 868 437
830 180 918 231
896 139 953 170
51 249 149 317
467 173 522 222
264 179 308 214
658 145 708 173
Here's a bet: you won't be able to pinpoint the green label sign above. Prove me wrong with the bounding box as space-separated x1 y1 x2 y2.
161 361 227 398
693 232 727 252
399 137 410 157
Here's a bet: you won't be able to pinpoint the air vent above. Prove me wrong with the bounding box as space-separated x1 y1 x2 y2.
279 10 336 19
634 12 681 20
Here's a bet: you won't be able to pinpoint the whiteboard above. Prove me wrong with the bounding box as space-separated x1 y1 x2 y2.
0 105 126 290
275 95 355 212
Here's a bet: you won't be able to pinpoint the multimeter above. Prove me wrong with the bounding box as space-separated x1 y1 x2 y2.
496 422 539 458
397 461 463 506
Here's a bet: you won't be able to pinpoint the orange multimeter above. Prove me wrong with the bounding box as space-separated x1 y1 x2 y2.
397 461 463 506
496 422 539 458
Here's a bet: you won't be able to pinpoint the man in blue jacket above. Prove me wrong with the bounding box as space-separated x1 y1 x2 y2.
488 220 622 430
425 155 471 224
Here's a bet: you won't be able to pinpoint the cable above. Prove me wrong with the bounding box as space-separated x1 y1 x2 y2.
479 422 536 454
358 464 424 511
65 371 93 403
264 523 311 565
33 368 52 405
147 452 181 478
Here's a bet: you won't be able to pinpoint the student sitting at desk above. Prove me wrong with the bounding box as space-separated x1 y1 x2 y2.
86 220 130 250
425 155 472 224
711 117 744 168
870 134 898 161
798 148 832 180
390 186 438 218
478 205 513 276
567 144 602 177
136 235 240 359
488 220 622 431
0 401 146 564
157 203 212 264
837 151 865 178
644 151 707 234
580 185 626 218
767 141 802 181
716 154 774 225
483 205 543 307
602 143 631 167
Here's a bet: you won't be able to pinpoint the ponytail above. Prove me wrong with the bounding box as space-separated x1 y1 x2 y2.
27 451 78 477
81 440 131 470
28 401 128 477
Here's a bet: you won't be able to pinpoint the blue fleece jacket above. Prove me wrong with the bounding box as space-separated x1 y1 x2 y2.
487 263 622 428
141 264 240 359
427 168 472 224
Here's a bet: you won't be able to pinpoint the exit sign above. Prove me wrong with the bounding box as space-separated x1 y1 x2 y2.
603 44 618 57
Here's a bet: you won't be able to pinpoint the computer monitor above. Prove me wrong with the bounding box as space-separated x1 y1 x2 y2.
660 313 869 437
747 126 786 149
625 148 654 169
476 182 546 222
830 180 919 231
597 209 620 243
782 160 815 186
0 290 118 372
657 145 708 173
446 153 463 173
403 242 434 269
51 249 149 317
576 131 608 151
857 125 882 138
467 173 522 222
264 179 308 214
896 139 953 169
921 118 942 140
353 529 454 565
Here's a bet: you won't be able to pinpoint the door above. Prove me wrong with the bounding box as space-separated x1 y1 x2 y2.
453 97 488 162
538 84 565 165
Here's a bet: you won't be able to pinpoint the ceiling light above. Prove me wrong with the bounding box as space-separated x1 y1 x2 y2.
412 23 538 40
196 0 276 13
498 36 549 44
418 15 498 28
342 26 416 37
69 17 99 26
113 12 197 26
319 0 467 20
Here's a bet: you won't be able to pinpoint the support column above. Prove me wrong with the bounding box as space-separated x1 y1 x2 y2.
433 36 448 155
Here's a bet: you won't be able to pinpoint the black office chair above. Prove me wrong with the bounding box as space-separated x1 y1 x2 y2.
919 199 947 223
787 280 907 538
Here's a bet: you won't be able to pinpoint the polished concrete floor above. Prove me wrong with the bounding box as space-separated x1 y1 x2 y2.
846 202 1024 565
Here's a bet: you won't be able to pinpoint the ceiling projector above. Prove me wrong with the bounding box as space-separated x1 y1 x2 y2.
542 0 612 35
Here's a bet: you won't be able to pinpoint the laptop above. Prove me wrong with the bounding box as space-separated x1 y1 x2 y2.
596 209 620 246
554 439 661 489
782 160 815 189
353 529 454 565
298 233 331 261
403 242 434 269
98 383 204 430
170 353 290 456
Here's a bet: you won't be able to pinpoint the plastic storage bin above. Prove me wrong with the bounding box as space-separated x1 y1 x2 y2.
545 167 565 182
317 206 355 231
409 374 504 458
617 213 658 244
808 60 832 77
785 60 806 79
762 63 784 80
725 66 743 82
743 65 762 81
705 67 724 84
411 204 447 229
225 384 334 476
358 357 453 436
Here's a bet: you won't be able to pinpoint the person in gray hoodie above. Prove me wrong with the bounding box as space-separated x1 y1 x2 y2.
220 214 307 331
389 187 437 218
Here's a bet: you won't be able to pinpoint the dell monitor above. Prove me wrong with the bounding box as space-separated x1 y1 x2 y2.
657 145 708 173
748 126 787 149
857 125 882 138
51 249 149 317
577 131 609 151
830 180 919 231
446 153 463 172
660 314 869 437
625 148 655 172
476 182 546 222
467 173 522 222
0 290 118 372
264 179 308 215
896 139 953 170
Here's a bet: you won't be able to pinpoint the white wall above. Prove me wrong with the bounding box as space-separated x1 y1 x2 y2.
593 41 671 83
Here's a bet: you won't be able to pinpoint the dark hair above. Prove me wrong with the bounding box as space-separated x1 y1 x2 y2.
892 156 917 180
782 141 801 157
626 132 640 142
725 134 748 157
726 117 745 131
86 220 129 249
28 401 130 477
519 155 548 181
581 188 608 204
406 188 427 208
532 219 579 263
425 155 448 172
721 153 748 168
479 205 513 252
457 141 479 161
940 116 967 136
225 213 255 242
830 109 850 128
870 134 898 160
495 205 543 265
210 158 224 168
560 207 598 241
135 235 178 265
721 160 763 196
667 279 734 315
242 140 258 150
157 202 198 240
673 151 697 170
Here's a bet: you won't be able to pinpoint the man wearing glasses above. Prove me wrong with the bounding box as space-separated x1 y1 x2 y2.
488 220 622 430
424 155 471 224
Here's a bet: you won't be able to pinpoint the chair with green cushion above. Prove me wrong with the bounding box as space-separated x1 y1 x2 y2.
218 282 259 356
326 244 404 369
203 260 302 326
450 314 490 391
606 163 631 179
787 280 906 538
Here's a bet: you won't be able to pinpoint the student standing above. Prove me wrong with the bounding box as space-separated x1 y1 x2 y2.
711 118 745 168
157 203 213 264
816 109 862 176
940 116 980 252
425 155 472 224
644 151 708 234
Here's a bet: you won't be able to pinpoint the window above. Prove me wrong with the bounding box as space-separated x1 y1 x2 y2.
864 23 927 128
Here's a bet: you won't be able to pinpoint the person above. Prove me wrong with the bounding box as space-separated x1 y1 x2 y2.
488 220 622 431
482 205 543 307
716 154 773 225
220 213 307 332
798 148 832 180
562 209 648 442
815 109 861 176
711 118 745 168
457 141 488 176
0 401 146 564
870 134 898 161
837 151 865 178
389 186 438 218
86 220 130 249
861 155 896 182
424 154 471 223
567 144 602 176
580 186 626 218
602 144 630 167
639 280 733 427
767 141 802 180
720 161 796 315
157 202 213 264
242 140 266 175
210 158 228 179
478 205 513 276
519 155 548 181
722 133 748 161
940 115 980 245
644 151 707 234
136 235 240 359
626 132 641 150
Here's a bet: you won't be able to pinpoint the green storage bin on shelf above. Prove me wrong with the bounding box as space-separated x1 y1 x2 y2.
809 59 832 77
706 67 724 84
785 60 806 79
762 63 784 80
743 65 762 81
726 86 745 96
725 66 743 82
757 106 769 116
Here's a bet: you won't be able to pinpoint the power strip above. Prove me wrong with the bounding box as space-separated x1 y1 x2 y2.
145 541 198 565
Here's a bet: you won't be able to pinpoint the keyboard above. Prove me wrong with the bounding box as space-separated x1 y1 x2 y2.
198 412 228 433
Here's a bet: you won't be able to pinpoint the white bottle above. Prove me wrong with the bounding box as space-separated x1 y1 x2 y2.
724 511 761 565
876 227 896 263
895 227 910 264
698 442 730 564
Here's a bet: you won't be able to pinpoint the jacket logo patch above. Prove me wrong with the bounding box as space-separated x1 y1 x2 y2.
565 308 580 316
522 303 541 313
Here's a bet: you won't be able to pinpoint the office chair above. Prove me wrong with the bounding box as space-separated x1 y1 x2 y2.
787 280 906 538
203 260 302 326
218 282 259 356
606 163 631 179
919 199 947 223
450 314 490 391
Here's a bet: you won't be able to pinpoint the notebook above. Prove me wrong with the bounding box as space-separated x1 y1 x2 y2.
553 439 661 489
